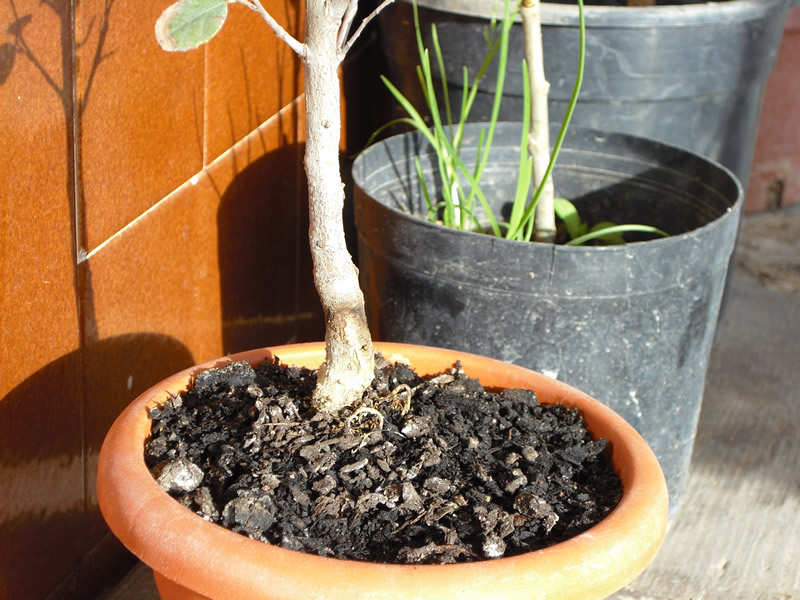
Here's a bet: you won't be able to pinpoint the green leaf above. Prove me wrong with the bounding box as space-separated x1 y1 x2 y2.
553 197 586 241
567 224 669 247
414 156 437 221
155 0 228 52
588 221 626 245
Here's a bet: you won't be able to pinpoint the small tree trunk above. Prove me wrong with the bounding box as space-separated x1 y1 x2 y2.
303 0 374 413
521 0 556 243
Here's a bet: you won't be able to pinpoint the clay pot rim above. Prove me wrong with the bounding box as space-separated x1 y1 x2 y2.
98 342 668 600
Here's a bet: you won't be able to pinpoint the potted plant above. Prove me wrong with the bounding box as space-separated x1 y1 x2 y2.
375 0 794 189
353 0 743 519
99 343 668 599
96 0 668 597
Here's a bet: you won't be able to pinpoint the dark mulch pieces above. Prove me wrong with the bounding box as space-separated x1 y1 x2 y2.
145 355 621 564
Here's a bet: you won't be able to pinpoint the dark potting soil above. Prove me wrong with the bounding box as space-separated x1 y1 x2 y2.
145 355 622 564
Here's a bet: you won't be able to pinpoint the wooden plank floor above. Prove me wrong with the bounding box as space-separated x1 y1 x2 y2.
101 206 800 600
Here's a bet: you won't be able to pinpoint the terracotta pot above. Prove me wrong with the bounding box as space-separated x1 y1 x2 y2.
97 342 668 600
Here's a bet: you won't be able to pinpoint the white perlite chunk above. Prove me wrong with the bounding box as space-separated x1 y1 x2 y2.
156 458 204 493
482 534 507 559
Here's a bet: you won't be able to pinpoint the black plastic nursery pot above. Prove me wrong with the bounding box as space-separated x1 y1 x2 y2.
353 122 743 519
377 0 792 188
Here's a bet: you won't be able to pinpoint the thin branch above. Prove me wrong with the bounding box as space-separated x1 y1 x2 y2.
336 0 359 49
239 0 305 58
339 0 395 59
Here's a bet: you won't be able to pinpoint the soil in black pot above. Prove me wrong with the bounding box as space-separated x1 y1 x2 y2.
145 354 621 564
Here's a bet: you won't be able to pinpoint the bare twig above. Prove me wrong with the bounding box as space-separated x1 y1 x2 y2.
337 0 359 49
339 0 395 58
240 0 305 57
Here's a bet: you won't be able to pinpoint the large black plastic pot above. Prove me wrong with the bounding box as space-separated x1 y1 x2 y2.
353 122 743 519
377 0 792 188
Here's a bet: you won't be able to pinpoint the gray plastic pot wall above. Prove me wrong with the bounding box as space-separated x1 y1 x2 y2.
353 122 743 519
377 0 792 188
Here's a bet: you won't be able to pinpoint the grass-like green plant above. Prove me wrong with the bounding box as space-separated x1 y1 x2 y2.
368 0 668 246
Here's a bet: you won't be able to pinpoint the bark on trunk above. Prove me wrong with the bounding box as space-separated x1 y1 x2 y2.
521 0 556 243
303 0 374 413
